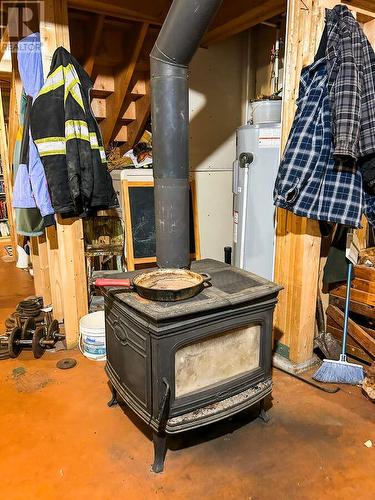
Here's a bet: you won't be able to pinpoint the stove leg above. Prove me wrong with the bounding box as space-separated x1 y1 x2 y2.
107 384 118 408
258 398 270 423
152 431 167 473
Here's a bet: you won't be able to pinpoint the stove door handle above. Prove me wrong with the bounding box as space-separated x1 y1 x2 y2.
156 377 171 431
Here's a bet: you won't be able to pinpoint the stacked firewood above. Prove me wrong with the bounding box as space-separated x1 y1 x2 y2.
328 264 375 366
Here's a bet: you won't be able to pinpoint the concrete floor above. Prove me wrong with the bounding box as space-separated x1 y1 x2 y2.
0 247 374 499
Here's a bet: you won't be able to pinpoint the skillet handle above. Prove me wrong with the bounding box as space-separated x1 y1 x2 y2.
95 278 132 288
200 273 212 288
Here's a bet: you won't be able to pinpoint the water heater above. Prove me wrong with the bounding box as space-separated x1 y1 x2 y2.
233 99 282 280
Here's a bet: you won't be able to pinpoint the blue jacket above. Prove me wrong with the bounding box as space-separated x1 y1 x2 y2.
12 32 54 220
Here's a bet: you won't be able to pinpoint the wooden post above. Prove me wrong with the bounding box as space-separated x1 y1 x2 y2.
33 235 52 304
273 0 374 365
273 0 327 365
40 0 88 347
45 226 64 321
274 0 375 364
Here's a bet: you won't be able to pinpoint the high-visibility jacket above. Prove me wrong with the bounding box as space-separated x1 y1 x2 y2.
30 47 118 216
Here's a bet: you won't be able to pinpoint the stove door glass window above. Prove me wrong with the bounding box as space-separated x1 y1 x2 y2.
175 324 260 398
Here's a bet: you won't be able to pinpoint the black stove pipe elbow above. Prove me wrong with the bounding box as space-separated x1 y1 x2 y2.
151 0 223 269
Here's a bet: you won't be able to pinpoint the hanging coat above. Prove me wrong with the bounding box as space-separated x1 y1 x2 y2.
325 5 375 164
274 57 365 228
30 47 118 217
13 92 44 237
12 32 55 227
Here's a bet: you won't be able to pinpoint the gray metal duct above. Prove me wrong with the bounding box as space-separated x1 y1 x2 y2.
150 0 223 268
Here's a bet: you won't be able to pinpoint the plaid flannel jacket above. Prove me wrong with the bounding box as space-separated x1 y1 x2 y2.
326 5 375 162
274 57 367 228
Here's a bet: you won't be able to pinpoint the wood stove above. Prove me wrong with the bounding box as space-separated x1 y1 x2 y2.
103 259 281 472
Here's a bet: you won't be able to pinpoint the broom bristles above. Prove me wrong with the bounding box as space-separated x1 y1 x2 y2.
313 358 364 385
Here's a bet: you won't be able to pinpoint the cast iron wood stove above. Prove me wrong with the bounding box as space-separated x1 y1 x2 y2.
103 259 281 472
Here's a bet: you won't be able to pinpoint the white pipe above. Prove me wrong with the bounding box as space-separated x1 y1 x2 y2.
274 28 280 94
239 166 249 269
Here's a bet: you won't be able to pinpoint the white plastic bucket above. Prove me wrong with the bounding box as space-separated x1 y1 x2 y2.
79 311 106 361
248 99 282 124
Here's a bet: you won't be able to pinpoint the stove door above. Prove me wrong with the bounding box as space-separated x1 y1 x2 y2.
152 306 273 420
175 323 261 398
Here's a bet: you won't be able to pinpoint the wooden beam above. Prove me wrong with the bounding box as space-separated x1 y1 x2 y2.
40 0 88 348
203 0 286 46
83 14 104 77
345 0 375 18
273 0 326 365
100 22 148 145
364 18 375 46
68 0 164 25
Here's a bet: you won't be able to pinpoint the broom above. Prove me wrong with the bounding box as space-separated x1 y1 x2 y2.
313 261 365 384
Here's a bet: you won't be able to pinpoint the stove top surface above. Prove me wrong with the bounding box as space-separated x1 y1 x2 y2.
106 259 281 321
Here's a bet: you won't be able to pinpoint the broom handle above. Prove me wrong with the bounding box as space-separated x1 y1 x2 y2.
342 261 353 356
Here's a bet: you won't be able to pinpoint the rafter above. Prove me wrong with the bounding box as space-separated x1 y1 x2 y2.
100 22 148 145
203 0 286 46
83 14 104 77
68 0 164 24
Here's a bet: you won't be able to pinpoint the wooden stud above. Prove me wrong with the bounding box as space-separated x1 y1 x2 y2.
40 0 88 347
100 22 148 145
35 235 52 305
45 226 64 321
0 86 16 255
55 214 87 347
30 238 42 292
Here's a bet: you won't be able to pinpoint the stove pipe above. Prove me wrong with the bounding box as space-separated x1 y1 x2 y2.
150 0 223 268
